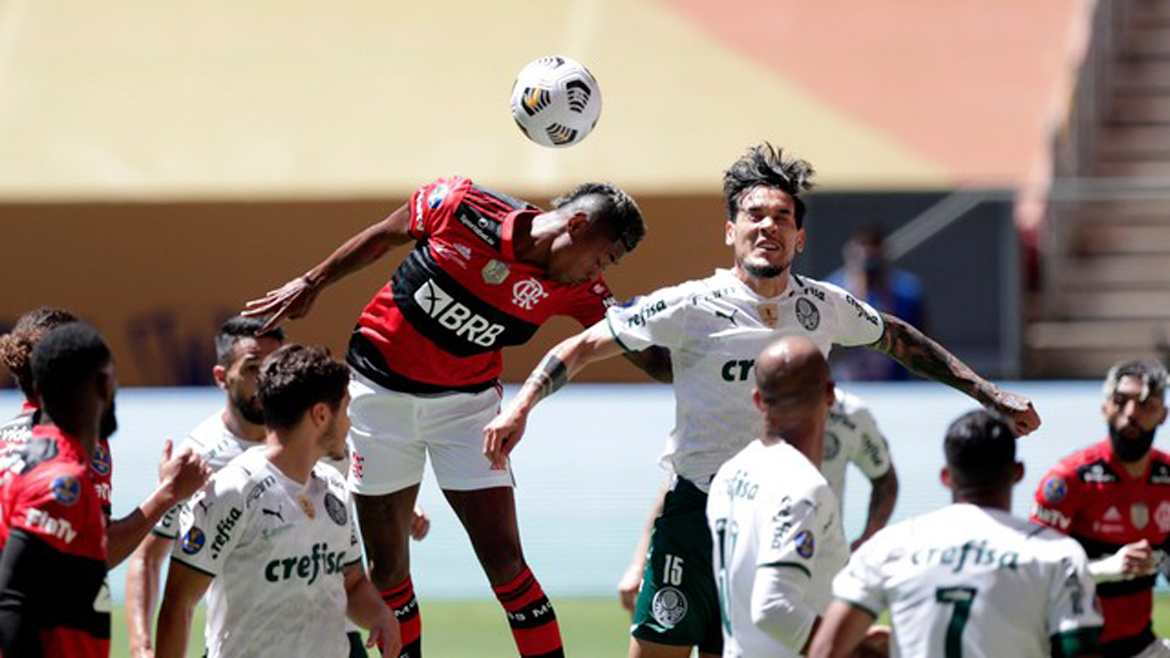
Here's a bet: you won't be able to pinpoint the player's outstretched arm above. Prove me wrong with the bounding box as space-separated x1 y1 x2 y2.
344 562 402 655
870 313 1041 435
242 204 415 332
808 599 876 658
155 561 213 658
483 319 625 469
852 467 899 552
108 440 211 567
125 533 175 657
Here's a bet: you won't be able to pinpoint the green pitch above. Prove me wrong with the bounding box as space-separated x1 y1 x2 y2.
110 594 1170 657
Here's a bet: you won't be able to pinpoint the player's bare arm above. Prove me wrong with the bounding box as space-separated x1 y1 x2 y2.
108 440 210 567
126 533 173 657
871 313 1041 435
852 466 898 552
344 562 403 654
808 600 875 658
483 320 625 468
622 346 673 384
243 204 415 332
155 560 213 658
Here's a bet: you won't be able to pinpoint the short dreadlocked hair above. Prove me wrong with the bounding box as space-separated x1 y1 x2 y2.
552 182 645 252
0 307 81 400
723 143 815 228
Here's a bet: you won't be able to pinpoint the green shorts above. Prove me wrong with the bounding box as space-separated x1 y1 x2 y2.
631 477 723 655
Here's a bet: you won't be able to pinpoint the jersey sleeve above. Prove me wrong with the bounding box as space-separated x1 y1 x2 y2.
1046 543 1103 655
604 284 691 351
170 475 247 578
407 177 465 241
830 527 891 617
847 406 893 480
10 462 99 554
561 279 617 328
1029 463 1080 534
757 481 834 578
822 281 885 347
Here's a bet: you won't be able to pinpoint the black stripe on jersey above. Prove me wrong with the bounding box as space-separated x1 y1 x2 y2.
347 333 498 394
1069 533 1125 560
0 529 110 650
1101 625 1155 658
1096 574 1156 598
505 595 557 630
469 184 528 213
392 246 540 357
455 204 504 249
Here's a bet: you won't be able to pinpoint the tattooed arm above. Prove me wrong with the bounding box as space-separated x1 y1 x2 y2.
483 320 626 468
870 313 1040 435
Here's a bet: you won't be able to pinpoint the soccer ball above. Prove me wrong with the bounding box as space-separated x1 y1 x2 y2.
510 56 602 148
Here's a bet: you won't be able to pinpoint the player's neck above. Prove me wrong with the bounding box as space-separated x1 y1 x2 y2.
953 491 1011 512
731 264 790 298
37 412 99 458
262 433 321 484
1118 451 1152 479
222 407 266 443
512 212 548 267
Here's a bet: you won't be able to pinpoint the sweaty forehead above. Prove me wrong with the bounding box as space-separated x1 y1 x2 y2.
233 336 282 364
739 186 795 211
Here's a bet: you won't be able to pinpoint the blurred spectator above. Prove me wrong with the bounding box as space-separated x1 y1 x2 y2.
828 228 925 380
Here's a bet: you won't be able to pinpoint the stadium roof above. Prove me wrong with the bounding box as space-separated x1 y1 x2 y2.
0 0 1085 200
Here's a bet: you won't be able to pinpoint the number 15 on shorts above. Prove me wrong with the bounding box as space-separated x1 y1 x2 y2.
663 554 684 586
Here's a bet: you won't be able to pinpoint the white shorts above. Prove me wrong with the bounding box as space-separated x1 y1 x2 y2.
346 370 513 495
1134 638 1170 658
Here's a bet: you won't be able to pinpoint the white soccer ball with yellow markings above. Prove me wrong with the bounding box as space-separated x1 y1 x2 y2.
510 56 602 148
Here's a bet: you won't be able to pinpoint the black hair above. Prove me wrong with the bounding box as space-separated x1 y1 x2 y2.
552 182 645 252
944 409 1017 488
216 316 285 367
257 344 349 430
30 323 111 417
0 307 80 400
723 143 815 228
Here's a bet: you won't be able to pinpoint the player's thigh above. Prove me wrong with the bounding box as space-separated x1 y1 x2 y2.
425 387 513 491
346 372 428 496
631 480 722 656
443 487 524 583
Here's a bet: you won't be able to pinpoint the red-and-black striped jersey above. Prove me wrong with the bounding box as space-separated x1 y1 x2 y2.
1 401 112 517
0 425 110 657
1030 440 1170 655
347 177 616 393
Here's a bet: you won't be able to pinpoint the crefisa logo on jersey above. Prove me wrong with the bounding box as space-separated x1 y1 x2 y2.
182 527 206 555
90 444 111 476
264 542 348 586
50 475 80 506
210 507 243 560
794 530 816 559
650 587 688 629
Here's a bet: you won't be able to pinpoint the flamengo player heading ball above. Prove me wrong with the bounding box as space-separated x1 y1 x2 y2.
510 56 602 147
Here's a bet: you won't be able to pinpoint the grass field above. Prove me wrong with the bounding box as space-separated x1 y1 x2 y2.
112 594 1170 657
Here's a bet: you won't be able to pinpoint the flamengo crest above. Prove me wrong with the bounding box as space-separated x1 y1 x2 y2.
512 278 549 310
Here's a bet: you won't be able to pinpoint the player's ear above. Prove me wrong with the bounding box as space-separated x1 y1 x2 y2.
752 388 765 413
565 211 590 236
1013 462 1025 484
940 466 952 488
725 221 735 247
795 229 805 254
310 401 330 428
212 365 228 390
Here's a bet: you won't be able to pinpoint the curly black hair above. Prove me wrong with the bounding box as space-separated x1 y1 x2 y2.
723 143 815 228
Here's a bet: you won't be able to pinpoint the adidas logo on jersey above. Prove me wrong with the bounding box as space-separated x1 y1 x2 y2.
264 542 348 585
414 279 506 347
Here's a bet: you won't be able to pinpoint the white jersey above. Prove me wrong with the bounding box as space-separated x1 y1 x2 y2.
707 441 849 657
155 413 351 538
821 388 892 508
154 413 258 539
832 504 1103 658
607 269 884 492
172 448 361 658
